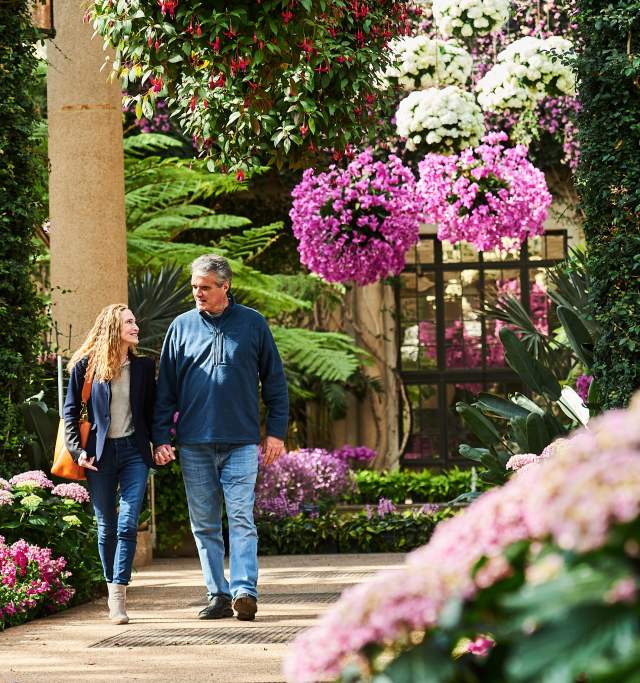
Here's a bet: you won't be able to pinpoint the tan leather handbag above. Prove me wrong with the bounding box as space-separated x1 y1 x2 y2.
51 369 93 481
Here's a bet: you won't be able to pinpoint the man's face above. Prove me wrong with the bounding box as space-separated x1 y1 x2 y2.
191 273 229 314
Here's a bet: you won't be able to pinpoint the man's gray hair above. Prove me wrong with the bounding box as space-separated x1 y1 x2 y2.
190 254 233 285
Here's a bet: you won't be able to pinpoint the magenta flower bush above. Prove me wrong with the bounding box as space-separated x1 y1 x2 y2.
0 535 75 630
284 393 640 683
290 150 422 286
255 448 354 519
417 132 552 252
331 445 377 466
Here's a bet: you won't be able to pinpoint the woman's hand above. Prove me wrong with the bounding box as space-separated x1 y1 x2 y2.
78 453 98 471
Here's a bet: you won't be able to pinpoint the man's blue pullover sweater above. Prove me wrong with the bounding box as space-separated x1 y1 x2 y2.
152 297 289 446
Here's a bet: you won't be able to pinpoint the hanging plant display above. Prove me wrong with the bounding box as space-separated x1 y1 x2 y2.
381 36 473 91
432 0 510 40
290 150 422 286
91 0 413 173
417 132 552 251
477 36 576 111
396 85 485 154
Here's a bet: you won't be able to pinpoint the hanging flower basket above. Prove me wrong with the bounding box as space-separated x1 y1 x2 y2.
477 36 576 112
417 132 552 251
381 36 473 91
396 85 485 155
432 0 510 40
290 150 422 286
91 0 412 172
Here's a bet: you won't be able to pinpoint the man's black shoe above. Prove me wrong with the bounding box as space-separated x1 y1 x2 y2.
232 593 258 621
198 595 233 620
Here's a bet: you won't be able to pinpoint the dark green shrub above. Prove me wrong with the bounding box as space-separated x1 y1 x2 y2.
0 2 48 473
575 0 640 408
257 508 455 556
344 468 476 505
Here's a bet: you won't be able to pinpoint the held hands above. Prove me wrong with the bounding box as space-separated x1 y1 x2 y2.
260 436 285 466
78 453 98 471
154 444 176 466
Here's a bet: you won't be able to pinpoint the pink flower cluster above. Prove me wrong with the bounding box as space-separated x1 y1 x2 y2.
290 150 422 286
51 484 90 505
283 393 640 682
255 448 354 518
0 535 75 628
418 132 552 252
8 471 54 490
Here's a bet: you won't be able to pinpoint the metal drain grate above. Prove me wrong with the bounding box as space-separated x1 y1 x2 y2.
90 626 305 648
266 570 377 580
189 592 340 607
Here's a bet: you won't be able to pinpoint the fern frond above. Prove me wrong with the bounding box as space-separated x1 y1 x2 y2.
215 222 284 262
272 327 371 383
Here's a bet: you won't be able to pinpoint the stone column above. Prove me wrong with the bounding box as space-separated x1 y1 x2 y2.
48 0 127 352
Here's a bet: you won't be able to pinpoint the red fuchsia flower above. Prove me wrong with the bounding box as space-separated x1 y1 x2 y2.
209 73 225 89
210 36 221 52
236 170 245 182
157 0 178 18
154 39 160 52
196 23 202 37
223 27 237 40
467 635 495 656
203 99 208 109
150 76 163 93
300 38 317 61
147 35 153 47
282 9 294 23
314 63 330 74
299 125 309 136
189 95 197 111
365 93 376 105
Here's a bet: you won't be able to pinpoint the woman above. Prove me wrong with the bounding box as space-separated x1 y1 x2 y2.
64 304 155 625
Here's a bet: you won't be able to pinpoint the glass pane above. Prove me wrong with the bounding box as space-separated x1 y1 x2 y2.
530 267 551 336
482 243 521 262
443 270 482 369
528 235 545 261
405 238 436 265
417 272 437 369
484 268 520 367
404 384 440 462
441 240 479 263
398 272 419 370
546 234 566 259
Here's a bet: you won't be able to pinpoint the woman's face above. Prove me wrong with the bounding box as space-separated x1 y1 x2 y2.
120 308 139 347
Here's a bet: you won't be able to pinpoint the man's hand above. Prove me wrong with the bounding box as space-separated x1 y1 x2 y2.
154 444 176 466
260 436 285 466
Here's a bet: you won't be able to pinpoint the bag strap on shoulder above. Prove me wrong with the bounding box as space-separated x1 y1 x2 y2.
81 362 94 405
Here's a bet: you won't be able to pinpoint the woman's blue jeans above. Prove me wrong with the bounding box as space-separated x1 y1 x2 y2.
86 435 149 586
179 443 259 600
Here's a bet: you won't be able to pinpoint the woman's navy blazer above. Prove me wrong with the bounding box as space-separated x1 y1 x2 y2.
63 354 156 467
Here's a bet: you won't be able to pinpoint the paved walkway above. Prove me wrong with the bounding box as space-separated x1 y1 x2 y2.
0 554 404 683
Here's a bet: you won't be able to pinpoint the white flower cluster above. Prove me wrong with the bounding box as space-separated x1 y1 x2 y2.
477 36 576 111
382 36 473 91
396 85 485 153
432 0 510 39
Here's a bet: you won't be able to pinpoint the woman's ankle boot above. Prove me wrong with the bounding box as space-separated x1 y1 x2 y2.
107 582 129 624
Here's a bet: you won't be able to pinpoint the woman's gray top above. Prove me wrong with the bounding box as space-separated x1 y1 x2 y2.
108 361 135 438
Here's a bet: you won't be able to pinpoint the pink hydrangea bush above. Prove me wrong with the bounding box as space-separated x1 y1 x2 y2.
0 535 75 630
51 484 91 505
9 470 54 490
417 132 552 252
290 150 422 286
283 394 640 682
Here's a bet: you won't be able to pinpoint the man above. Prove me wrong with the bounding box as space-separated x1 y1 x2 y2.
153 254 288 621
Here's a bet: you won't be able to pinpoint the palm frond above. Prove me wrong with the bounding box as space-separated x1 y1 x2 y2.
123 133 186 156
128 265 192 354
133 209 251 240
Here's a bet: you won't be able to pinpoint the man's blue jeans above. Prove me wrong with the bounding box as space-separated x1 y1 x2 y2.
179 443 259 600
86 435 149 586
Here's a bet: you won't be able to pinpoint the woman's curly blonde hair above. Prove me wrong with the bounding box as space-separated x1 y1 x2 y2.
68 304 136 382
